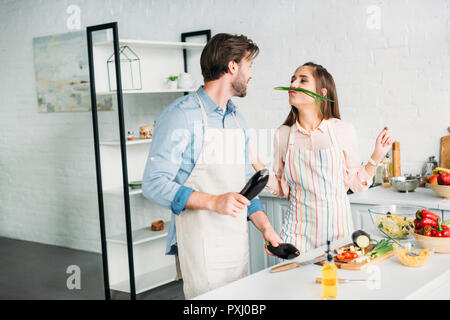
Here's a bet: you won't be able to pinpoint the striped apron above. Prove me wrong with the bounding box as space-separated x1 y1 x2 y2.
280 121 354 255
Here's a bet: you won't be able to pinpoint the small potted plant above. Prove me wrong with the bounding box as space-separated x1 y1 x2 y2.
167 75 178 90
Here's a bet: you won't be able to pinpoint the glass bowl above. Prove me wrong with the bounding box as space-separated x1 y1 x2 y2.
393 243 433 267
367 205 425 240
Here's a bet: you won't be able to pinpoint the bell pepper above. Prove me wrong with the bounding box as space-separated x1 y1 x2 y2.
436 219 450 237
415 209 441 229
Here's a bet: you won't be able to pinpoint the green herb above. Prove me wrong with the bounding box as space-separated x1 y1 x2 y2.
368 239 393 258
274 86 335 117
168 75 178 81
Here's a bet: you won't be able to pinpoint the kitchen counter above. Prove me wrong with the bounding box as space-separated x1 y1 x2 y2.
260 186 450 210
195 236 450 300
347 185 450 211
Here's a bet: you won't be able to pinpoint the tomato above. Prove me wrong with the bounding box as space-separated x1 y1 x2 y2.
344 251 353 259
350 252 359 259
337 253 346 261
424 231 431 237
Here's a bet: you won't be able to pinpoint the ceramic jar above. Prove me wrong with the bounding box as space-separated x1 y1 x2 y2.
178 72 194 89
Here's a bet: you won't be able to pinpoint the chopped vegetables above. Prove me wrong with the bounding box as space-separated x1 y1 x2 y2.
368 239 393 259
376 213 414 239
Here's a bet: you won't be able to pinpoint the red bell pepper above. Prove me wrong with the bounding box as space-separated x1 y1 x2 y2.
436 219 450 237
415 209 440 229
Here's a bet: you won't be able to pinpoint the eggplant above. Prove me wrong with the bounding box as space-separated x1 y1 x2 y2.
239 168 269 201
266 242 300 260
352 230 371 249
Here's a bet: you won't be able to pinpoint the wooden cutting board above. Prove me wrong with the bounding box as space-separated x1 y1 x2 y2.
315 243 395 271
440 127 450 169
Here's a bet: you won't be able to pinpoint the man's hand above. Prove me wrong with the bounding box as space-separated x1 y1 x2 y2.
248 210 283 256
211 192 250 218
262 225 283 256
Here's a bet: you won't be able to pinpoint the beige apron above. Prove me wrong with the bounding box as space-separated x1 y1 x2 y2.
175 93 249 300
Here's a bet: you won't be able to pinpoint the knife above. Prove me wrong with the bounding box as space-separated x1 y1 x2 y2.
315 278 375 284
270 255 328 273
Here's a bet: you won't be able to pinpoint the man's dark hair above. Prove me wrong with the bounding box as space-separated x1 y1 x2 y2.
200 33 259 82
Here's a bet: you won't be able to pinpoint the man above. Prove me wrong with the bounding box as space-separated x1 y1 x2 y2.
142 33 281 299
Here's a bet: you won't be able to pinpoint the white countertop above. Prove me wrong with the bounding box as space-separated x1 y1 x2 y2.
194 236 450 300
259 186 450 211
348 186 450 211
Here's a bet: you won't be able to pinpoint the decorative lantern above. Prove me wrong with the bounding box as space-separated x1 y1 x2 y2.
107 45 142 91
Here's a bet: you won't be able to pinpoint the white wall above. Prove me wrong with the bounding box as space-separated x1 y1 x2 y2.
1 0 449 253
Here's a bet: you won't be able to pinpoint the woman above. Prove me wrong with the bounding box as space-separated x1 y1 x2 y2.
254 62 393 254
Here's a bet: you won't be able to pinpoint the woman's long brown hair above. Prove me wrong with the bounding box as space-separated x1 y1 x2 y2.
283 62 340 126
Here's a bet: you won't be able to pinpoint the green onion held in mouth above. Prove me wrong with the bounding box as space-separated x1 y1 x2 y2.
274 86 335 118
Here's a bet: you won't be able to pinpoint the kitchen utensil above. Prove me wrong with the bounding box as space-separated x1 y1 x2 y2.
380 158 391 188
440 127 450 169
377 227 419 257
390 176 419 193
239 168 269 201
315 242 395 271
413 232 450 253
266 242 299 260
270 255 329 273
392 142 401 177
315 278 374 284
367 204 424 240
422 156 438 177
428 183 450 199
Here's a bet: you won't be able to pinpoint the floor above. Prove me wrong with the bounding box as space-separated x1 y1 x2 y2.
0 236 184 300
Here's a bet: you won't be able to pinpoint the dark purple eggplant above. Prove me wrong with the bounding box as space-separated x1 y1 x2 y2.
240 168 269 201
266 241 300 260
352 230 370 249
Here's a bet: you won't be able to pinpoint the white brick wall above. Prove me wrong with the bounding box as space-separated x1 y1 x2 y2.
1 0 449 253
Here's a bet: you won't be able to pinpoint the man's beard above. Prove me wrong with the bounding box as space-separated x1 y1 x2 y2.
231 73 248 97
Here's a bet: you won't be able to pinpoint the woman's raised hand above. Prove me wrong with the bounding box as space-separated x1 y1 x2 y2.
372 126 394 163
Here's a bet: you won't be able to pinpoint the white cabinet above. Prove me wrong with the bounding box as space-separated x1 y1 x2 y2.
91 34 207 294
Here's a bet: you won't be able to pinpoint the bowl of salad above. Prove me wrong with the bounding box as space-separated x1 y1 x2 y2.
367 205 425 240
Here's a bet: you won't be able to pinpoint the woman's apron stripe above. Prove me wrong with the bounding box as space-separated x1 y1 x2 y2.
298 149 307 253
292 148 299 248
319 150 328 243
287 147 294 241
292 148 303 253
308 150 318 248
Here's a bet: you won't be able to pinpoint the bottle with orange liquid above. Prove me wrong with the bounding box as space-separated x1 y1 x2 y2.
322 240 338 299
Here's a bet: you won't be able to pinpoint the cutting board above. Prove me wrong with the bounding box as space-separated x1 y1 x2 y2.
440 127 450 169
315 243 395 271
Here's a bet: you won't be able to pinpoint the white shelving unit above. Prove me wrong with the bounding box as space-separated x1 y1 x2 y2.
93 38 204 94
91 32 208 296
100 138 152 146
106 223 177 294
95 39 205 49
96 88 197 96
